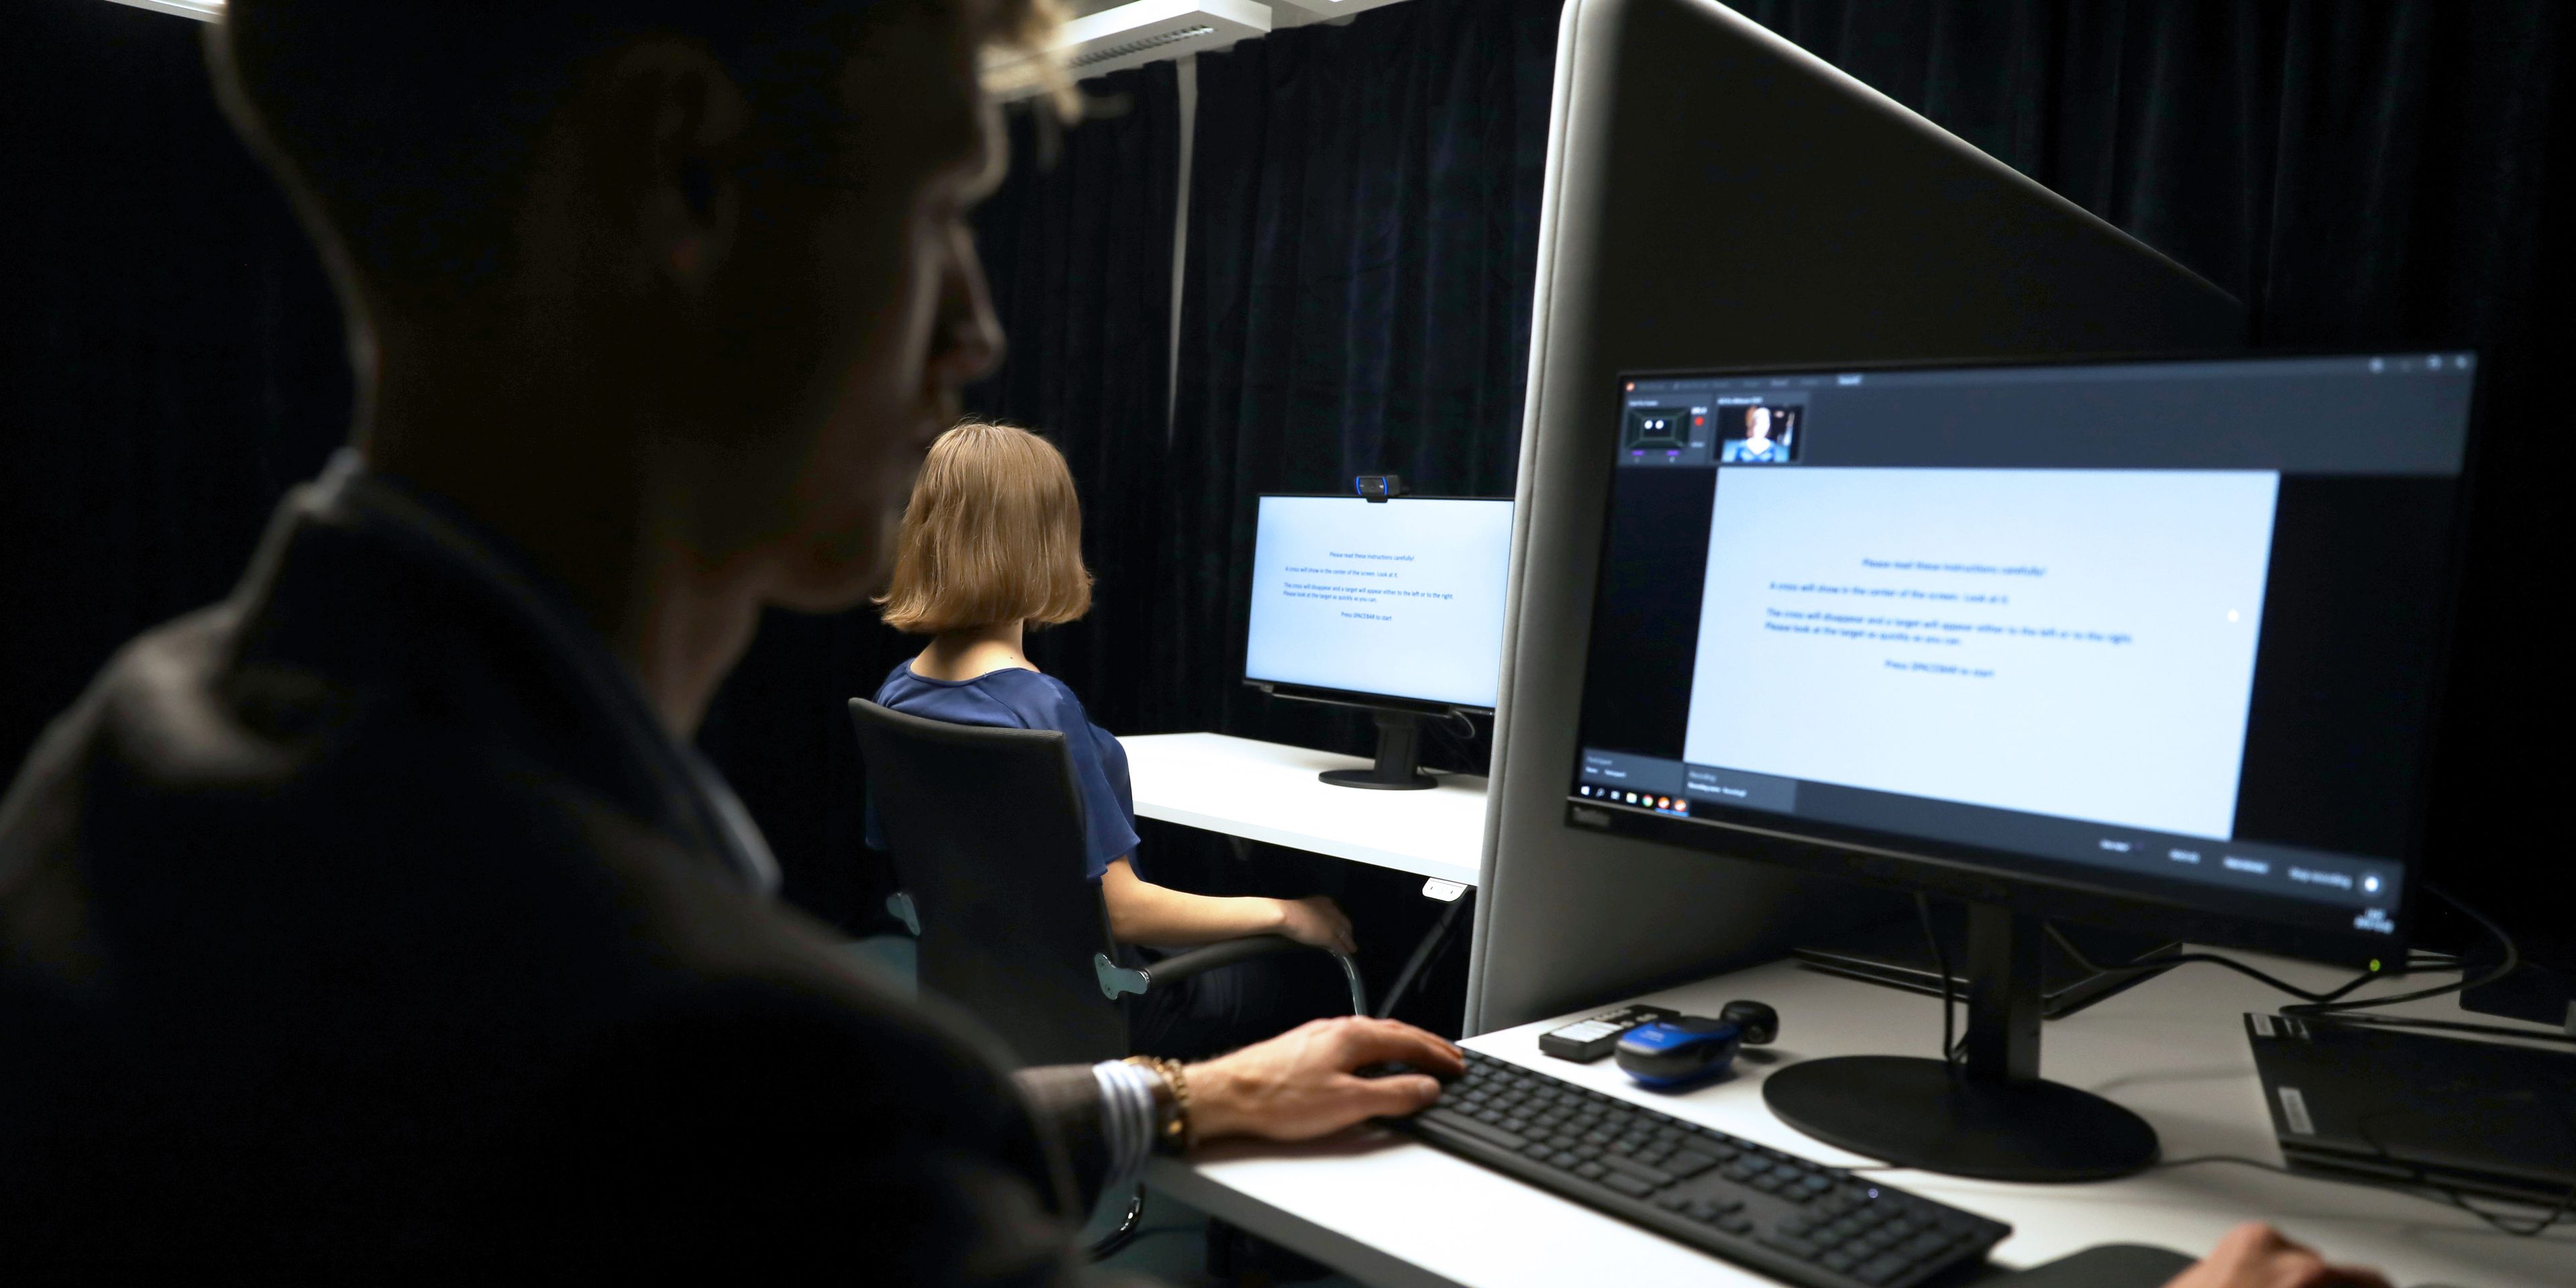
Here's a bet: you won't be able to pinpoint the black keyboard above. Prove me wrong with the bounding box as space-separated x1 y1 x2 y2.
1389 1050 2009 1288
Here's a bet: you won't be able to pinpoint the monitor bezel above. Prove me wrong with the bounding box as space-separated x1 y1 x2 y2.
1240 492 1515 717
1568 347 2487 969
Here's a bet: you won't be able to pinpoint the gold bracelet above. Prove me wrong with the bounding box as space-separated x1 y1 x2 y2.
1122 1055 1195 1153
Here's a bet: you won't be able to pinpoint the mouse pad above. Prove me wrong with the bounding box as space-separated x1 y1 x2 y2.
1976 1244 2196 1288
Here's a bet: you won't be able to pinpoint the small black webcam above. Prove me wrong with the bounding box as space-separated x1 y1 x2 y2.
1354 475 1407 502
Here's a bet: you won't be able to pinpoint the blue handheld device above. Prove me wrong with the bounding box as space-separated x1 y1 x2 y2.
1613 1016 1745 1087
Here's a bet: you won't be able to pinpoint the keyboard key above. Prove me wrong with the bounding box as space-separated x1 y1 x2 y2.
1416 1108 1529 1152
1575 1162 1609 1181
1719 1214 1755 1236
1549 1150 1582 1170
1601 1155 1676 1187
1860 1254 1910 1285
1603 1172 1656 1198
1819 1251 1857 1273
1760 1232 1822 1260
1664 1150 1718 1178
1654 1192 1693 1212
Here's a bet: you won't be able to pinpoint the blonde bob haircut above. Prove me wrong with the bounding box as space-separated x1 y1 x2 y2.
877 421 1094 635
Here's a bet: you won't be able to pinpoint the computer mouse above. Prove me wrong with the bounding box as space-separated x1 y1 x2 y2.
1614 1016 1744 1087
1718 999 1779 1045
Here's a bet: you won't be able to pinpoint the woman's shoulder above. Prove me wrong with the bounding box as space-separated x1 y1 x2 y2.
976 667 1089 716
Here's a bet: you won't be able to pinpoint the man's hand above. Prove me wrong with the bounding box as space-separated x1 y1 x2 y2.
1185 1016 1464 1142
2161 1224 2393 1288
1273 896 1358 955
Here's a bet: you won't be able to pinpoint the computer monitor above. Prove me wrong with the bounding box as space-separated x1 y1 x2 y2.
1570 350 2479 1180
1244 494 1515 790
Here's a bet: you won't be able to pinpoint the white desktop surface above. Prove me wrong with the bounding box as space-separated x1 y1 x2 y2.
1120 733 1485 888
1150 952 2573 1288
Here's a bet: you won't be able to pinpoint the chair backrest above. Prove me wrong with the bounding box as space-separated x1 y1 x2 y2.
847 698 1128 1069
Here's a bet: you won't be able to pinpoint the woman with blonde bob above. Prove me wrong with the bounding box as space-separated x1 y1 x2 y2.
871 421 1358 1059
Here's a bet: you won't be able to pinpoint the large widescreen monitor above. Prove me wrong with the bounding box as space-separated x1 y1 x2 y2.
1244 494 1515 788
1570 350 2479 1177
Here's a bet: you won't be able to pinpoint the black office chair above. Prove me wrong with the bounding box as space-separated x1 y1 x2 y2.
849 699 1365 1069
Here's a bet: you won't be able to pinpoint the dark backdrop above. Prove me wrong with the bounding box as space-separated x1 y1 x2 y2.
0 0 350 800
4 0 2566 959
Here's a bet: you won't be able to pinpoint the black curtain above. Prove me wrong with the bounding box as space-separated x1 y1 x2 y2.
965 62 1183 733
1161 0 1562 769
0 1 350 784
694 64 1181 930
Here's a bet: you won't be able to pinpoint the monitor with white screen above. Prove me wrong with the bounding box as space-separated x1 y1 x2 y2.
1572 350 2479 1179
1244 494 1515 789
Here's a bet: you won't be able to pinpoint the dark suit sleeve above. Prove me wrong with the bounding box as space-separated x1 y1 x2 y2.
492 987 1134 1284
1013 1063 1118 1216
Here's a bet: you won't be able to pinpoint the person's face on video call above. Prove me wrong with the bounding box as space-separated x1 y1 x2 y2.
1745 406 1772 442
727 5 1006 614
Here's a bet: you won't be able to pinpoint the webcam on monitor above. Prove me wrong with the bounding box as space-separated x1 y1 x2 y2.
1354 474 1409 502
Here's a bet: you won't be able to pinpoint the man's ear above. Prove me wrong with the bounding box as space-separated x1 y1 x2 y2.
597 40 751 297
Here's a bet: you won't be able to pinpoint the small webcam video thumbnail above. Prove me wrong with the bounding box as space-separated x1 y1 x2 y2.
1624 405 1694 451
1717 404 1799 464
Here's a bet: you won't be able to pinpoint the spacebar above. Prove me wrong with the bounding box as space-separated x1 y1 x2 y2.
1413 1108 1531 1152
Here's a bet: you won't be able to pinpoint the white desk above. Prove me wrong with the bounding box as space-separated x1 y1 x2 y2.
1152 953 2575 1288
1122 733 1485 890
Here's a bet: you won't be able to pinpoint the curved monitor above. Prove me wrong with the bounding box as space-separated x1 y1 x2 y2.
1244 494 1515 713
1569 350 2479 967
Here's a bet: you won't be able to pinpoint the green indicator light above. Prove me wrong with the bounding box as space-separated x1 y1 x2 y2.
2369 958 2383 973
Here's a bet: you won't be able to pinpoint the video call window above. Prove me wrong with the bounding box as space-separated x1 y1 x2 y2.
1718 403 1799 463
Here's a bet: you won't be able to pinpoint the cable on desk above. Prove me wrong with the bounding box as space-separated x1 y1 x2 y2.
2158 1155 2576 1239
2039 882 2509 1017
2281 885 2514 1016
1913 892 1962 1068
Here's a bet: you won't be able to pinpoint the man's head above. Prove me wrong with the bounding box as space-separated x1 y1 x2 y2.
877 420 1091 635
209 0 1063 613
1744 406 1772 442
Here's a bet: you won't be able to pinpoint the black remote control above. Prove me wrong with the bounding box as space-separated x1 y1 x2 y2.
1538 1004 1680 1063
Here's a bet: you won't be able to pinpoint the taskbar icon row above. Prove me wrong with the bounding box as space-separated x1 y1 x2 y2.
1576 784 1690 818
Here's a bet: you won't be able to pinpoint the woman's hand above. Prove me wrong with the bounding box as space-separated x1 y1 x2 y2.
1273 896 1356 955
1185 1016 1465 1142
2159 1224 2392 1288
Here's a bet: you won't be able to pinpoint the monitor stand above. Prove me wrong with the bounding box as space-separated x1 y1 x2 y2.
1319 710 1436 791
1761 902 2160 1182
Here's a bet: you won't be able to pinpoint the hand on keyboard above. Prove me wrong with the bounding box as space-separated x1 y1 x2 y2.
1189 1016 1466 1143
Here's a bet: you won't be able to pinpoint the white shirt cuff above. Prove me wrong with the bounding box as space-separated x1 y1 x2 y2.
1090 1059 1161 1195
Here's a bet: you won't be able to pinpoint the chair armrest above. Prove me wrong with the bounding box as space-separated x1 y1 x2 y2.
1146 934 1306 983
1147 936 1368 1016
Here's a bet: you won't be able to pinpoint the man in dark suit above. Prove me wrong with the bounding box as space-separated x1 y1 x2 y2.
0 1 2394 1283
0 0 1458 1273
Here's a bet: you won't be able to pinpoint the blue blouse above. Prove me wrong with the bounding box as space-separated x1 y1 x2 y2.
866 663 1142 881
